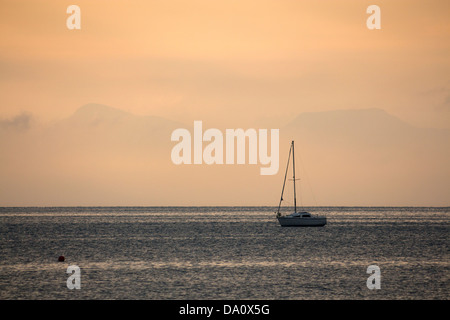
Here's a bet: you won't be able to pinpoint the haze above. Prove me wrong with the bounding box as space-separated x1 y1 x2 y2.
0 1 449 206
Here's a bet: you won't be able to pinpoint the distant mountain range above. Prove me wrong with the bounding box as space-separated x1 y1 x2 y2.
281 108 449 206
0 104 448 206
67 103 181 129
284 108 448 147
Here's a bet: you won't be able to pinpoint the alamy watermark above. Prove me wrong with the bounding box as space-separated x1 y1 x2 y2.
366 5 381 30
366 265 381 290
66 265 81 289
66 5 81 30
66 5 381 31
171 121 280 175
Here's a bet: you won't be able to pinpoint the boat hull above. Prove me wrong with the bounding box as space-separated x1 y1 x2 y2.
277 216 327 227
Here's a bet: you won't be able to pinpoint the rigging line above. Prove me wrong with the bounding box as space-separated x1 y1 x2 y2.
292 140 297 213
277 142 292 214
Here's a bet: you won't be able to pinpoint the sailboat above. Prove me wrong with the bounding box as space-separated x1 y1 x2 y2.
276 141 327 227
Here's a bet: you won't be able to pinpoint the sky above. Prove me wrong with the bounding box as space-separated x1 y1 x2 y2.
0 0 449 206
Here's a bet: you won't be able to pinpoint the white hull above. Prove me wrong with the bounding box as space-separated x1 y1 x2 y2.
277 216 327 227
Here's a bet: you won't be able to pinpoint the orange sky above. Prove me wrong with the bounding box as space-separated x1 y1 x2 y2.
1 0 449 127
0 1 449 206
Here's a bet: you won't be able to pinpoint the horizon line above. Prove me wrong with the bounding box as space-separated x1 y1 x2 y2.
0 205 448 208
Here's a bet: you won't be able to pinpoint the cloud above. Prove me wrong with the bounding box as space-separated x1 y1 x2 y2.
0 112 33 130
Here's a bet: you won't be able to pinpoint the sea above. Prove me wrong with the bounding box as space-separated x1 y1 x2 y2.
0 207 448 300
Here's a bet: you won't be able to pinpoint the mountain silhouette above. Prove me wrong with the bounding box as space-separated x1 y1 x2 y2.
282 108 449 152
0 106 448 206
280 108 450 206
63 103 182 132
47 103 183 153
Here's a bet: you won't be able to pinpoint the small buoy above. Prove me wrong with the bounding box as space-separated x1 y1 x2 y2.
58 255 65 262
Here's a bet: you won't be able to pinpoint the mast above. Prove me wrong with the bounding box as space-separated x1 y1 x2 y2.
277 142 292 216
292 140 297 213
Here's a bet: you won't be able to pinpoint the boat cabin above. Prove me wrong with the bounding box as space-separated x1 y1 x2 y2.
288 212 312 218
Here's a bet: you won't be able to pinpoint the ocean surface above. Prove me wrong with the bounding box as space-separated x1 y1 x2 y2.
0 207 448 300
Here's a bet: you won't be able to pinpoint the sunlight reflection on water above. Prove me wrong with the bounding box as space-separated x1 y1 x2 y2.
0 207 448 299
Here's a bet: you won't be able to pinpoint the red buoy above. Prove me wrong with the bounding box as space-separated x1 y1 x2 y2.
58 255 65 262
